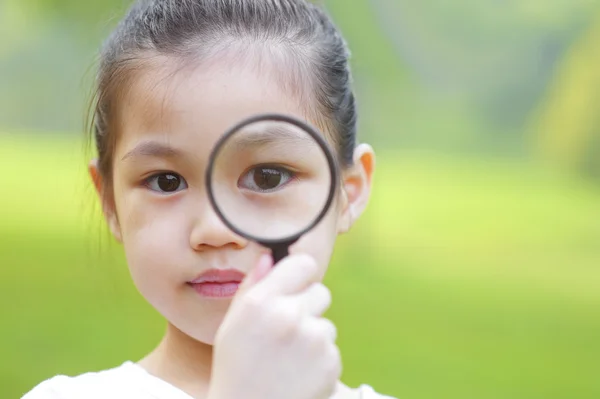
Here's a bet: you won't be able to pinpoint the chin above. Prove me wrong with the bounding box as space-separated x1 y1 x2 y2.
141 283 232 346
170 310 227 346
189 330 218 346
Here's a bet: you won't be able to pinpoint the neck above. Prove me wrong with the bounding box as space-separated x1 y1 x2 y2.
138 323 352 399
138 323 213 399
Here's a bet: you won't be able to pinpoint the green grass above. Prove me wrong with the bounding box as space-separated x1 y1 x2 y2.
2 135 600 399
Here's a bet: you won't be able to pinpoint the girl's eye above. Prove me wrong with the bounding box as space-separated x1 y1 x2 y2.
145 173 188 193
239 166 294 192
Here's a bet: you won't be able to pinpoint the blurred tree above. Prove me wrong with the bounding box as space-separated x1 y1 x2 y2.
530 9 600 178
369 0 594 133
27 0 126 41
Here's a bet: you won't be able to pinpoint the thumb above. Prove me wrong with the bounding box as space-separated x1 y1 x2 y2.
236 253 273 297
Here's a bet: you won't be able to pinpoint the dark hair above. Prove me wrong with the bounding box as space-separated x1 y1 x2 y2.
90 0 357 191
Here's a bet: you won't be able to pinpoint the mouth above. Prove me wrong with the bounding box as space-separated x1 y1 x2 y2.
187 269 246 298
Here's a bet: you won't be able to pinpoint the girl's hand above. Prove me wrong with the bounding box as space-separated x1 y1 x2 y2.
208 253 341 399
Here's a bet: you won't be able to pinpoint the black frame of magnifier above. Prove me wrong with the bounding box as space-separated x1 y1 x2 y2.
205 113 340 264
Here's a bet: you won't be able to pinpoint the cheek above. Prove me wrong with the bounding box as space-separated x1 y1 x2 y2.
290 206 340 278
113 184 190 285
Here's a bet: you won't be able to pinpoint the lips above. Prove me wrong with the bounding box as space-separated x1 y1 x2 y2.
188 269 245 298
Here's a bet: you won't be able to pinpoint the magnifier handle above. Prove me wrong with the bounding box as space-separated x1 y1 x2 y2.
271 244 290 265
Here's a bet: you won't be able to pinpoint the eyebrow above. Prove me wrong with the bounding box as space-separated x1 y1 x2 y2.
231 126 316 151
121 140 184 161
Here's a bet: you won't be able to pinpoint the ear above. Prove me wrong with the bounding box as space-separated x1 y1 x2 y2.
88 159 122 242
337 143 375 234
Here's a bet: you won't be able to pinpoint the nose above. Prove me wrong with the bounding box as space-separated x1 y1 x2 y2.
189 202 248 252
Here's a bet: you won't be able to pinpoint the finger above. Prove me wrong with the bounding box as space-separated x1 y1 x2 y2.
235 253 273 300
253 254 321 297
304 317 338 344
294 283 331 317
318 318 338 343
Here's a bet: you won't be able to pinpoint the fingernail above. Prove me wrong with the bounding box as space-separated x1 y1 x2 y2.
258 253 272 268
255 253 272 279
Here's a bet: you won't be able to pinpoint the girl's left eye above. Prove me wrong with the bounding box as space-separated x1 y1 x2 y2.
238 166 295 193
144 173 188 193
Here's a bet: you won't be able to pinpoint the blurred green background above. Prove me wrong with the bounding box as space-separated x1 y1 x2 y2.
2 0 600 398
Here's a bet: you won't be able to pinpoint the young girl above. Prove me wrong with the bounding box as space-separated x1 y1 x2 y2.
23 1 392 398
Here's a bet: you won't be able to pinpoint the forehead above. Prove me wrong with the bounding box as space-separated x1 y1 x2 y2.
114 54 315 159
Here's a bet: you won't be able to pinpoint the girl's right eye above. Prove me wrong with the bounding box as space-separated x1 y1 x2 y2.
144 173 188 194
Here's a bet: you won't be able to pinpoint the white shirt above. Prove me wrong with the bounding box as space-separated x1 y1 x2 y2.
22 361 396 399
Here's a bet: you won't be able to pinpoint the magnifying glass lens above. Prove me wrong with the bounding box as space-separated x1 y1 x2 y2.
209 119 333 242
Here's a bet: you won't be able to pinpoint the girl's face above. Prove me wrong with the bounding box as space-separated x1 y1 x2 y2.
92 55 371 344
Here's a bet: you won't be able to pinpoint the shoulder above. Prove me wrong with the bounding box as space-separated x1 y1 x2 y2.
356 384 397 399
335 382 398 399
21 362 143 399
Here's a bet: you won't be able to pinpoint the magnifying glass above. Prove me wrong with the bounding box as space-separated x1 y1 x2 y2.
205 114 339 264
